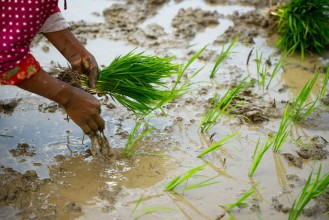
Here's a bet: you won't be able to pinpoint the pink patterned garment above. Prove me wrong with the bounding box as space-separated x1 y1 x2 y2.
0 0 59 84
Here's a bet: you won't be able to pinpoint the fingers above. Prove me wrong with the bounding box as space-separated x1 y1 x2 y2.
81 56 98 89
80 117 105 135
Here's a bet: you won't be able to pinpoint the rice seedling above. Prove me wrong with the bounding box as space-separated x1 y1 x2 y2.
124 119 155 157
248 138 273 177
197 132 238 158
134 206 175 220
274 0 329 59
80 50 183 116
289 71 320 122
130 195 175 220
199 77 248 133
172 45 208 91
288 165 329 220
319 66 329 99
272 104 292 153
220 183 259 212
266 57 284 89
164 163 218 192
210 35 239 78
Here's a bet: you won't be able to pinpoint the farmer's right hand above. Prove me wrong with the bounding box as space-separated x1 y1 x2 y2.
17 68 105 135
61 87 105 135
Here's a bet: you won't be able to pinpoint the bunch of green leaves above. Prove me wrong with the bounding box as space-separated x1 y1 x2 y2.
288 165 329 220
197 132 238 158
275 0 329 59
82 51 183 116
210 35 239 78
124 119 155 157
200 77 248 133
164 163 218 192
220 183 259 212
248 138 273 177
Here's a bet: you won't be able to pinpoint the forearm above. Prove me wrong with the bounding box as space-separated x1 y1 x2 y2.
17 69 72 106
43 28 86 63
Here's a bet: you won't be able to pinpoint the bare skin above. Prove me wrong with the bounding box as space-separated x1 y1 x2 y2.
17 69 105 135
16 28 104 135
43 29 99 89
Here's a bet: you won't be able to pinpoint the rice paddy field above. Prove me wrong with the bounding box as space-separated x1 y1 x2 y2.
0 0 328 219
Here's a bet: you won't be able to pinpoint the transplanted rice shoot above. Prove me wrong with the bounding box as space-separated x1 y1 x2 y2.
81 51 182 116
210 35 238 78
220 183 259 212
164 163 218 192
248 138 273 177
197 132 238 158
288 165 329 220
200 77 248 133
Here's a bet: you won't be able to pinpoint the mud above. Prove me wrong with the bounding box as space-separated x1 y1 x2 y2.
9 143 36 158
0 98 20 115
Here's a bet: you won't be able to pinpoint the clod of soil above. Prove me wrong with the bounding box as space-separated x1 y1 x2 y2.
9 143 36 157
282 153 303 168
0 98 20 114
172 8 221 39
0 167 48 207
38 102 61 113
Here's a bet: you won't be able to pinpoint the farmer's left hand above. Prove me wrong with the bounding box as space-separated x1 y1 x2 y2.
43 28 100 89
69 51 100 89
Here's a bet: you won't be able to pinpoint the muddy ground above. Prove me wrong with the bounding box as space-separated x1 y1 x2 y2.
0 0 328 219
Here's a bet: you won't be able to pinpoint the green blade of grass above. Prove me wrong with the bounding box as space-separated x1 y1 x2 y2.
210 35 239 78
197 132 238 158
220 183 259 212
165 163 209 191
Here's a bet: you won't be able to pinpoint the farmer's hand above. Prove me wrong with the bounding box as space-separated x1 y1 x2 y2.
18 69 105 135
61 86 104 134
68 50 100 89
43 28 100 89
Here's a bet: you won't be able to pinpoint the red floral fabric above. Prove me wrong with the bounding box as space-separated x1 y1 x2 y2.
0 53 40 85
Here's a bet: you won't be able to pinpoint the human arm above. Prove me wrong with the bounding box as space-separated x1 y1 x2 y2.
17 68 105 135
43 29 99 89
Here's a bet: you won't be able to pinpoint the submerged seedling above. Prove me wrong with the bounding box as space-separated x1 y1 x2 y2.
164 163 218 192
220 183 259 212
210 35 239 78
248 138 273 177
288 165 329 220
197 133 238 158
200 78 248 133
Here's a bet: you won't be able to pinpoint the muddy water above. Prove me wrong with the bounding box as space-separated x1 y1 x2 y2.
1 0 328 220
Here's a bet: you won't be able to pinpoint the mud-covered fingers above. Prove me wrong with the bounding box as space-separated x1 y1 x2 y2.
87 120 100 134
80 123 93 136
94 114 105 132
82 56 99 89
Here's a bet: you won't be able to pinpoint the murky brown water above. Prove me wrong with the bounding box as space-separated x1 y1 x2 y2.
1 0 328 219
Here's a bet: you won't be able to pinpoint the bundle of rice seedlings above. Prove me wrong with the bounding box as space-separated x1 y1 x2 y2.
274 0 329 59
81 51 182 116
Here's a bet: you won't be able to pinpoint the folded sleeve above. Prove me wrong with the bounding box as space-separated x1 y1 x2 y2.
39 12 70 33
